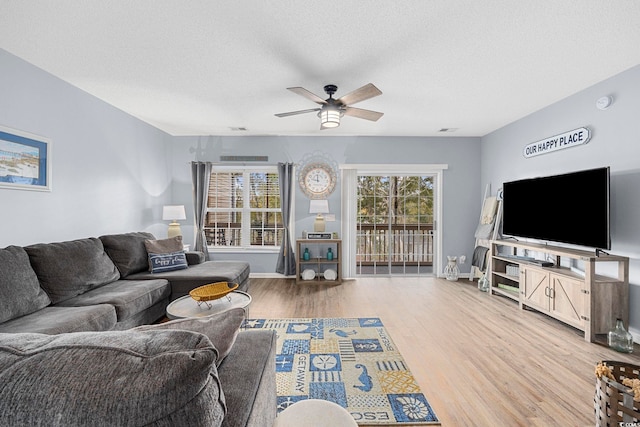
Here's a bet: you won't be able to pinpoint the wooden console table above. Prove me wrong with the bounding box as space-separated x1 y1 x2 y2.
489 239 629 343
296 239 342 284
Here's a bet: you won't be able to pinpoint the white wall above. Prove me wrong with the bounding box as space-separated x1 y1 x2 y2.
481 64 640 335
169 135 482 275
0 49 174 246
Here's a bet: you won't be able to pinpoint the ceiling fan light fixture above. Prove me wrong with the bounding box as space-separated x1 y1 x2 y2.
277 83 382 129
319 104 342 128
320 109 341 128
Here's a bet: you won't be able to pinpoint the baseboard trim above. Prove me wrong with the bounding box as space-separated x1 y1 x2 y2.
250 272 292 279
251 273 469 280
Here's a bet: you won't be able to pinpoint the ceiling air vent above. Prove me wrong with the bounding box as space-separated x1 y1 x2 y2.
438 128 459 133
220 156 269 162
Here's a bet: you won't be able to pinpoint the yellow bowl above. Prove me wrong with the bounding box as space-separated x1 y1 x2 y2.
189 282 239 302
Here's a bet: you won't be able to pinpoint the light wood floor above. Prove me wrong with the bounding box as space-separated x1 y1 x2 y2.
247 276 640 427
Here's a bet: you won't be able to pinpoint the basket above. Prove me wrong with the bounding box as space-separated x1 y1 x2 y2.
189 282 239 302
595 360 640 426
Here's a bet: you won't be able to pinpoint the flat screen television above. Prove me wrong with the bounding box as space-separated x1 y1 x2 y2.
502 166 610 250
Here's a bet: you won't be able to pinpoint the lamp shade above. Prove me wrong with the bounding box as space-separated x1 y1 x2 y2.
309 199 329 214
319 103 343 129
162 205 186 221
320 108 341 128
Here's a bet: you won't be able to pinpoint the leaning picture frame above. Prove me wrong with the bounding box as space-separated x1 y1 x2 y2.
0 125 51 191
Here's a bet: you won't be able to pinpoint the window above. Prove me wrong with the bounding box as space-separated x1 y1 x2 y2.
206 167 283 248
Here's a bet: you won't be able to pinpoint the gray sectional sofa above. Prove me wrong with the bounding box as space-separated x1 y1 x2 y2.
101 231 251 302
0 232 276 426
0 309 277 427
0 231 250 333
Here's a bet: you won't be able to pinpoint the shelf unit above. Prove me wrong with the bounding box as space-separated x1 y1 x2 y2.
489 239 629 342
296 239 342 285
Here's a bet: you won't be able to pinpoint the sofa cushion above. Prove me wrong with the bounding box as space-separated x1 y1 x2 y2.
56 278 171 323
0 246 51 323
0 305 117 334
0 330 226 426
24 238 120 304
186 251 206 265
144 235 184 254
128 260 251 301
100 231 155 277
148 251 189 273
135 307 245 366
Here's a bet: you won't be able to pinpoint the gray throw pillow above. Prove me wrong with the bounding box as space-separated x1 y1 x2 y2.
0 330 226 426
24 238 120 304
144 235 184 254
134 307 245 366
100 231 156 277
0 246 51 323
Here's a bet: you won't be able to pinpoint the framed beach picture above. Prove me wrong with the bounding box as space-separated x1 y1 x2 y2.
0 125 51 191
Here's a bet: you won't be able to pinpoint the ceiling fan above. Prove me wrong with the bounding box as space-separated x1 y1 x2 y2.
275 83 383 129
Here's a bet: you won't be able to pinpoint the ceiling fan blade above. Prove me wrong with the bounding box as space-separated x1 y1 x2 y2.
287 87 327 105
337 83 382 106
274 108 321 118
344 107 384 122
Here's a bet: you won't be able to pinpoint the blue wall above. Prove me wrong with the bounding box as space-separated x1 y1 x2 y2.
169 135 481 275
481 64 640 337
0 48 483 277
0 49 175 246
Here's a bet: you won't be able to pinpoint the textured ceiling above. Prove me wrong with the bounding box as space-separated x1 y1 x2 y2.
1 1 640 137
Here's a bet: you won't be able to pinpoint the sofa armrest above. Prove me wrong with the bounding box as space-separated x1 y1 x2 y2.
218 330 277 427
185 251 206 265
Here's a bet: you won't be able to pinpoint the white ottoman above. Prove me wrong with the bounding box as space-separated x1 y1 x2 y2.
274 399 357 427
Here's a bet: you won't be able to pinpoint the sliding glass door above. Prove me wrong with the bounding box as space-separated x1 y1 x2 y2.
356 175 435 276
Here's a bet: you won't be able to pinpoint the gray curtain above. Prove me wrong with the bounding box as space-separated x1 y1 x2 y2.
191 161 212 260
276 162 296 276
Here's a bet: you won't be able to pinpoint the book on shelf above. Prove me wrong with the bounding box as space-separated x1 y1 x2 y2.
497 283 519 293
306 233 332 239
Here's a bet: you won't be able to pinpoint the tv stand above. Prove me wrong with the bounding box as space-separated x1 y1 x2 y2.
489 239 629 343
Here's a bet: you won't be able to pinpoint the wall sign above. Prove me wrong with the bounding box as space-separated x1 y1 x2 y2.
523 127 591 158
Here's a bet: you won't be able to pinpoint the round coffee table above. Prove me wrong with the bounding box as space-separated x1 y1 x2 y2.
166 291 251 320
275 399 357 427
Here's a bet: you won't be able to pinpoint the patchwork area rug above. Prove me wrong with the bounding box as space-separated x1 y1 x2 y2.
242 317 440 425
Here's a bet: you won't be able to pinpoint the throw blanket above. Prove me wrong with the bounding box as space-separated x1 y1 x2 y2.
475 196 498 239
480 196 498 224
471 246 489 271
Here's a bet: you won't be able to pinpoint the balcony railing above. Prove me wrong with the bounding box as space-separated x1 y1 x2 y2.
205 224 282 247
205 223 434 265
357 223 434 266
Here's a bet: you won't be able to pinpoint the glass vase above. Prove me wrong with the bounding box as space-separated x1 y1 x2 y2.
478 273 490 292
608 318 634 353
326 248 333 260
444 256 459 281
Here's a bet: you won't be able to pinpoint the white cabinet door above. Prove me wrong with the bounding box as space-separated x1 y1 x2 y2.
549 274 585 329
522 267 550 312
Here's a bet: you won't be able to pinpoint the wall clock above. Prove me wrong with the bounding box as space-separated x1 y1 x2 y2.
298 161 337 199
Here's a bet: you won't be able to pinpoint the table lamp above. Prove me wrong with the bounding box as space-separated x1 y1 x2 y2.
309 199 329 232
162 205 186 238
